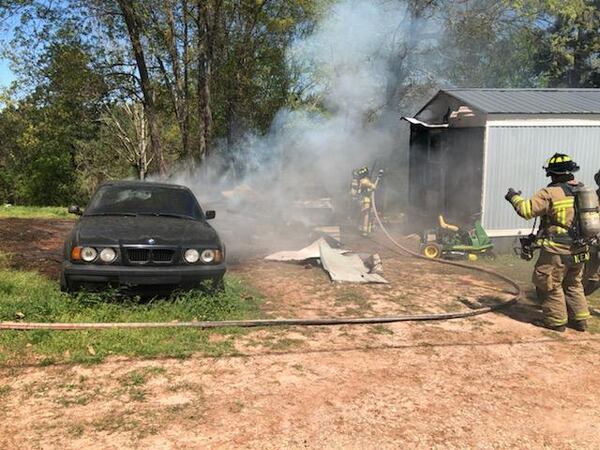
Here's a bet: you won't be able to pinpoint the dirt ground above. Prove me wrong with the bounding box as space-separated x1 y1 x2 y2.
2 218 600 449
0 218 73 279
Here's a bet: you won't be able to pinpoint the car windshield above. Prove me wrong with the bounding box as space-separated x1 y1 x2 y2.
84 185 203 220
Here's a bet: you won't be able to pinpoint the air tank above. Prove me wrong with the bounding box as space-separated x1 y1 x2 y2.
576 187 600 238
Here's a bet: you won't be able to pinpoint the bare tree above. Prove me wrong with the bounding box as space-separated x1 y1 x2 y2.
151 0 193 164
196 0 217 162
116 0 166 175
102 104 154 180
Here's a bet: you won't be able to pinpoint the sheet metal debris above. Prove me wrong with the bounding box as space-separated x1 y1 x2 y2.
265 238 387 284
264 237 346 262
319 241 388 284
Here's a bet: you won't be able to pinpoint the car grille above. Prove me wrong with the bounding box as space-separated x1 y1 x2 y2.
127 248 150 262
152 249 175 262
125 247 175 264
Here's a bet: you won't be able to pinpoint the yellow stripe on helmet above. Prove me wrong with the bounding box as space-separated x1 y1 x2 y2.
548 154 572 164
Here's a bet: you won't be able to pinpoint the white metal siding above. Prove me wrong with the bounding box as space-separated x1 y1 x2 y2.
483 126 600 232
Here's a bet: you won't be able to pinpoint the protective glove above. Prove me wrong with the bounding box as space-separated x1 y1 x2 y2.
505 188 521 202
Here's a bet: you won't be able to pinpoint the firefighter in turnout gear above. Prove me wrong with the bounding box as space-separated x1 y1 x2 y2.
352 166 381 237
350 169 361 201
583 169 600 295
505 153 591 332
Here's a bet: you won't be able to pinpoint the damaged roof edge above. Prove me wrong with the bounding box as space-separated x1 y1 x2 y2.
401 116 449 128
410 90 487 124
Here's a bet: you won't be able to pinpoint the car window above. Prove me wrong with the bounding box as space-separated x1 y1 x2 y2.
85 185 204 219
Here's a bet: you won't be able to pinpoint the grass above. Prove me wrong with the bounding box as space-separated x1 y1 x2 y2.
0 384 11 397
0 267 263 365
0 205 74 219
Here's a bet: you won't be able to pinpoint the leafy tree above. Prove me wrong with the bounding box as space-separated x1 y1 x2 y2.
0 30 108 204
526 0 600 87
442 0 542 88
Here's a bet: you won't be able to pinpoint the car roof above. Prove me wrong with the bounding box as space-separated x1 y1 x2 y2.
99 180 191 191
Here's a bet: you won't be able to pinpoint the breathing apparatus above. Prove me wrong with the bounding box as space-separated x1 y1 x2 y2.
514 154 600 260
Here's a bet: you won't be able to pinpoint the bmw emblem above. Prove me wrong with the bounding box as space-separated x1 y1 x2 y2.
148 238 156 245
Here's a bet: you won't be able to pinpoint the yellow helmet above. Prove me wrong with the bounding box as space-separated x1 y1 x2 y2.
543 153 579 176
355 166 369 178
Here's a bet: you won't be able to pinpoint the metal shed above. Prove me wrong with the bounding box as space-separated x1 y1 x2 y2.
404 88 600 243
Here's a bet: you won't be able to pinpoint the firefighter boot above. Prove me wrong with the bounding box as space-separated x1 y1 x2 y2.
570 320 588 332
532 319 566 332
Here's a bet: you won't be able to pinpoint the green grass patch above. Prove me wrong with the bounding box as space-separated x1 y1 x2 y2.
0 384 11 397
0 205 73 219
476 253 534 286
0 251 12 269
0 268 263 365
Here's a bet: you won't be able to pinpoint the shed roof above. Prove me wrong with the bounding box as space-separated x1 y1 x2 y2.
440 89 600 114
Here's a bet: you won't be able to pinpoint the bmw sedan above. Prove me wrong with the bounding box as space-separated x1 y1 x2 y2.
61 181 226 292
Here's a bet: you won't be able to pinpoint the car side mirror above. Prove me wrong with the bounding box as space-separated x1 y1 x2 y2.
68 205 82 215
205 210 216 220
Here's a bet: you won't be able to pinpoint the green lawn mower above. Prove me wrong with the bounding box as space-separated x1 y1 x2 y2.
420 215 495 261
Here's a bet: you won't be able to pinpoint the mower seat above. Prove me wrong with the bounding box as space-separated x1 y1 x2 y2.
438 215 459 232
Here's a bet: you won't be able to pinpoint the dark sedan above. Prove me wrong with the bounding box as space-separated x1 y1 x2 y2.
61 181 226 292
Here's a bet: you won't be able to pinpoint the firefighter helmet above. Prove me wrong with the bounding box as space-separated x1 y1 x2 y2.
543 153 579 176
355 166 369 178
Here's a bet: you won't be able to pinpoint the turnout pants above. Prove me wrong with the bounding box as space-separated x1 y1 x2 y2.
533 249 590 326
360 196 372 236
583 246 600 295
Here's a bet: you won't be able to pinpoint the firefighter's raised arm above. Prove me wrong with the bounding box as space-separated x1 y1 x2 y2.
505 188 551 220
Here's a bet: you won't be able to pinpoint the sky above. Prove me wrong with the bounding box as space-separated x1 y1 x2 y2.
0 12 19 88
0 59 15 87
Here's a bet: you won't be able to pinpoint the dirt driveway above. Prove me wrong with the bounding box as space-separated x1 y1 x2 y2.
1 219 600 449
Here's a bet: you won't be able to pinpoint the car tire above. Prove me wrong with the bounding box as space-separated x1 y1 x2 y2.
59 272 71 293
211 276 225 293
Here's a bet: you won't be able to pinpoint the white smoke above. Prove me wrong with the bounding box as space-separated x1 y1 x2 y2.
167 0 441 258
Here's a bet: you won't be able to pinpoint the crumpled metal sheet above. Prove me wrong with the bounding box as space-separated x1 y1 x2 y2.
319 241 388 284
265 237 346 262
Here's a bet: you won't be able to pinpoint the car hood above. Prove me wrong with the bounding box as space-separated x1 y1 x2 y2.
74 215 221 247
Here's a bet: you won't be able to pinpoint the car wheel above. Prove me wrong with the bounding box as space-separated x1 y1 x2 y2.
59 272 71 293
211 276 225 293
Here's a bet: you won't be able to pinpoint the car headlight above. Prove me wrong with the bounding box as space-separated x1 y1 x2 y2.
200 249 215 264
99 248 117 263
81 247 97 262
184 249 200 263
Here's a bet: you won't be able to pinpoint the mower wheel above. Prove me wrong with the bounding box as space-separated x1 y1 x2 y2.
483 251 497 261
421 242 442 259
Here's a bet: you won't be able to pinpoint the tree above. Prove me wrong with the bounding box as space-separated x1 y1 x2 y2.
100 103 153 180
116 0 167 175
19 34 107 204
526 0 600 87
441 0 542 88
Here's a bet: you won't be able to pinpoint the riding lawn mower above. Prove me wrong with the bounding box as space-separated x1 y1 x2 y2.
420 215 495 261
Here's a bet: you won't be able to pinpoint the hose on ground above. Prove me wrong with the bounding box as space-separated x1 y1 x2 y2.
0 196 521 331
370 197 522 301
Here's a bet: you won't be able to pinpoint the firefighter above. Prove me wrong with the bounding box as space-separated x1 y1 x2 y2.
505 153 591 332
350 169 361 202
353 166 380 237
583 169 600 295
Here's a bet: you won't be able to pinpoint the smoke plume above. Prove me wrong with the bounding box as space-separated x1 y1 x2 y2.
167 0 440 258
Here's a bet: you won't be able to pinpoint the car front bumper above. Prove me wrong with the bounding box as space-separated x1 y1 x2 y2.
62 261 226 290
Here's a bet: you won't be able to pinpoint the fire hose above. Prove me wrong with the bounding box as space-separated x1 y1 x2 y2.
0 196 521 331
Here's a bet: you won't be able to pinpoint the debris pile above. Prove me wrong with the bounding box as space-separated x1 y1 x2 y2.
266 237 387 284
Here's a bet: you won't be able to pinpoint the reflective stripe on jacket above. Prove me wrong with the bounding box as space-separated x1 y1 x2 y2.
510 181 583 255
